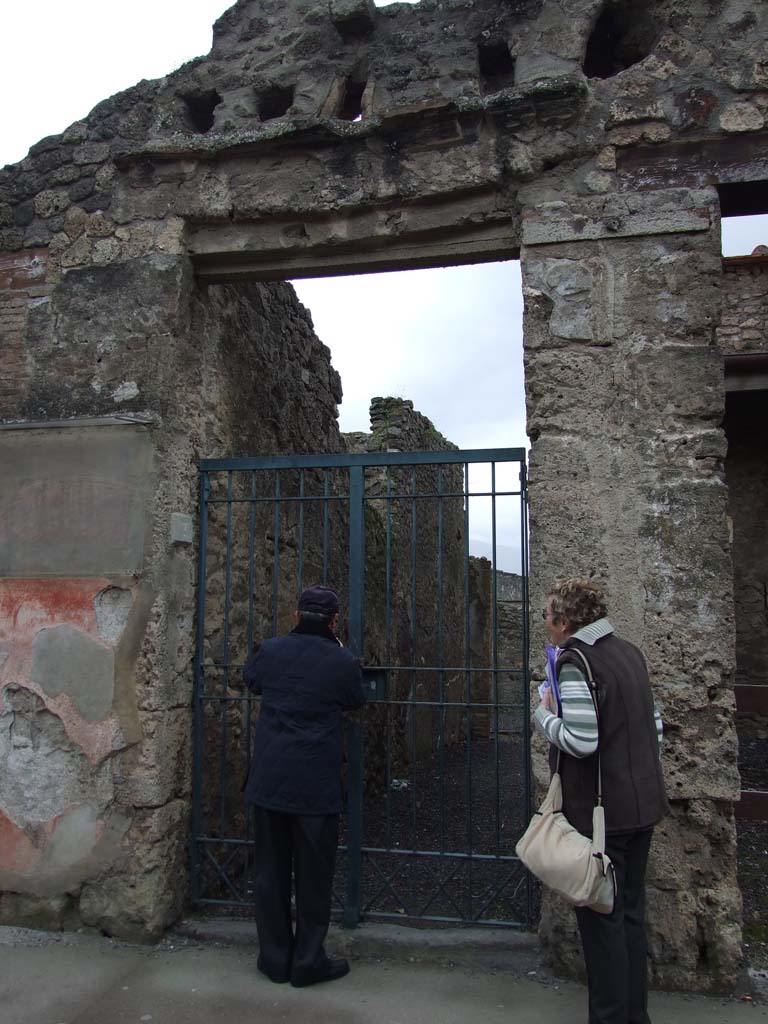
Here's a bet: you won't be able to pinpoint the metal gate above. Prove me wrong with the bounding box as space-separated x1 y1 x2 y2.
192 448 533 927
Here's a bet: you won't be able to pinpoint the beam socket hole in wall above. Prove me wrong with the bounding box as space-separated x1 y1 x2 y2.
583 0 658 80
338 78 367 121
258 85 295 122
478 40 516 94
334 16 375 45
182 91 223 134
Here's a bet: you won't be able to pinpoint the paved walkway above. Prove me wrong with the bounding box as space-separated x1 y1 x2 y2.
1 923 764 1024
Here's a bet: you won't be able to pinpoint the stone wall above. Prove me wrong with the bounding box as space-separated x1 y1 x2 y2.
345 397 470 767
496 571 525 735
0 271 345 937
718 259 768 772
1 0 767 992
718 258 768 356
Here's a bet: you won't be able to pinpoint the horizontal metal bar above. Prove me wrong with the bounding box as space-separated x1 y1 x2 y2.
363 910 527 929
736 790 768 820
202 662 526 675
200 448 526 471
203 488 522 504
735 685 768 715
194 837 523 864
361 847 521 862
205 493 349 505
198 694 527 710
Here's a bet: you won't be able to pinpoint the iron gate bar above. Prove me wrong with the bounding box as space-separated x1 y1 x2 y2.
199 448 526 471
519 460 534 925
191 468 210 903
203 488 523 503
271 473 280 636
345 464 365 927
409 466 418 864
437 465 446 856
492 462 501 858
192 446 532 927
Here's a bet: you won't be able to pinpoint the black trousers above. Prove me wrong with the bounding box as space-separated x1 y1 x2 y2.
253 806 339 979
575 828 654 1024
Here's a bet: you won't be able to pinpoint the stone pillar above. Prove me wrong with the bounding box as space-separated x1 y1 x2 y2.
0 247 199 938
0 228 348 937
520 186 742 991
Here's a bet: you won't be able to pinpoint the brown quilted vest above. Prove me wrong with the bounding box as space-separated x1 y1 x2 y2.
548 632 669 835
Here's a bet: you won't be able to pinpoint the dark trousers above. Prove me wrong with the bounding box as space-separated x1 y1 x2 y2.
575 828 654 1024
253 806 339 979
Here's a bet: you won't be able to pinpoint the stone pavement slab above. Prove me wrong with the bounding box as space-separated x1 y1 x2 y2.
0 926 764 1024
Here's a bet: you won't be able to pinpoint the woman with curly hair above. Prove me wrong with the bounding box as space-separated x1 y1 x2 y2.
536 579 668 1024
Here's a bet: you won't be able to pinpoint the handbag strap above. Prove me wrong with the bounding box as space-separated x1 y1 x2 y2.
554 645 603 807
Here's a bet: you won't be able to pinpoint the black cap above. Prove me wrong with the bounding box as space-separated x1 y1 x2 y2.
297 585 340 616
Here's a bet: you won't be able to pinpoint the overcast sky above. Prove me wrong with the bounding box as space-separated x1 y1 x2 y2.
3 0 765 570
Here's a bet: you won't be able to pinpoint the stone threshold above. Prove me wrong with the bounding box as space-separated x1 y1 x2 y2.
174 915 541 974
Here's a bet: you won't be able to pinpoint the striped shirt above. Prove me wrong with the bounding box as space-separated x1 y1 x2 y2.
534 618 663 759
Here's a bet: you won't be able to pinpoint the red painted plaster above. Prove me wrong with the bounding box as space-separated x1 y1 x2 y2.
0 809 41 874
0 249 48 291
0 578 124 764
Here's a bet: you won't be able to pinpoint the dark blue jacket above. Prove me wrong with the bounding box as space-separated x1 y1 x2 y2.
243 623 366 815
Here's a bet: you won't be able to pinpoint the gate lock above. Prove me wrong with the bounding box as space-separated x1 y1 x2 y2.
362 666 388 701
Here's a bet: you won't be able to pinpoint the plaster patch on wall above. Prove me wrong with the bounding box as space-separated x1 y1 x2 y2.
112 381 140 403
31 624 115 723
94 587 133 645
524 256 613 345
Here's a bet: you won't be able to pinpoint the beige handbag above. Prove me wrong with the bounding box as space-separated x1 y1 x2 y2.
515 648 616 915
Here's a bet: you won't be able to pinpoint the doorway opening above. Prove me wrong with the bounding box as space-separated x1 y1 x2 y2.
189 260 533 926
720 207 768 961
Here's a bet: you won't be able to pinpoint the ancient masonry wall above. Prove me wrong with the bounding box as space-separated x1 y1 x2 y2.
718 259 768 794
345 397 469 766
2 0 768 993
0 268 344 937
717 259 768 355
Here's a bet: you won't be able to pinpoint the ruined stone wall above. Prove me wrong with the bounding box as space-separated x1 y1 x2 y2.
1 0 767 992
718 259 768 355
496 571 525 735
345 397 469 768
724 393 768 689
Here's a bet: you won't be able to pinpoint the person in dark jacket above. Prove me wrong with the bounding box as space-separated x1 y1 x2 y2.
243 584 366 988
535 579 668 1024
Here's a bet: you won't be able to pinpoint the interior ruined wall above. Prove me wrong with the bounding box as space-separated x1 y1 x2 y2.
1 0 767 991
345 397 469 771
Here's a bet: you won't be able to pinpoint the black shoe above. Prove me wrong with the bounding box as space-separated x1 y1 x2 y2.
257 955 290 984
290 957 350 988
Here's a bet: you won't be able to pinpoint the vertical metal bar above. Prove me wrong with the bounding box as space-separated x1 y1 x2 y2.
437 466 446 855
344 465 365 928
246 471 257 656
271 473 281 637
322 470 330 587
385 466 393 849
244 470 257 850
410 466 418 856
219 471 234 835
297 469 305 600
519 459 533 926
191 470 210 902
463 462 473 906
491 463 501 858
